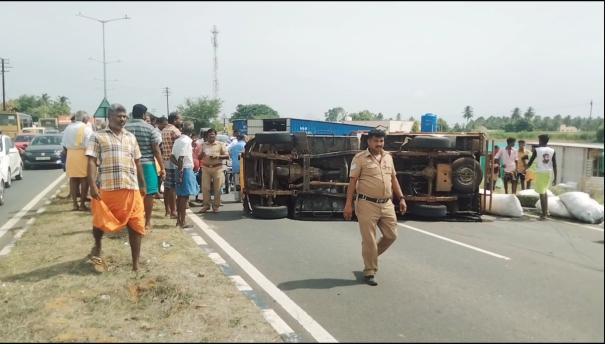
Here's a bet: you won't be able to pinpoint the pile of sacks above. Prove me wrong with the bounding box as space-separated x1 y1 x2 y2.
480 189 604 224
535 192 604 224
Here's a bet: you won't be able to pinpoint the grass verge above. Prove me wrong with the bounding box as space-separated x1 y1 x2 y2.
0 186 283 343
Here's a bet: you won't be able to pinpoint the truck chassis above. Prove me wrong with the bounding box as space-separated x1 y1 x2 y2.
242 131 488 222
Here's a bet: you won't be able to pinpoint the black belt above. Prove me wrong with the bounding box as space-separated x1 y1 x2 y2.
358 194 390 204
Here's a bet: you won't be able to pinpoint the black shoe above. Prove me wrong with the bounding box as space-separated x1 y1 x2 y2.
364 275 378 286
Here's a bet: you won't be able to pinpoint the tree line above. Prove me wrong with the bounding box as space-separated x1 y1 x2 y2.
322 105 603 141
4 94 71 121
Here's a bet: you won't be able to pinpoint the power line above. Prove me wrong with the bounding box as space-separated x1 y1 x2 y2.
162 87 172 117
1 57 13 111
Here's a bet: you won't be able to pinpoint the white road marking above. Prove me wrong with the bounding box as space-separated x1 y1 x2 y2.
524 213 604 232
208 252 227 265
397 223 512 260
0 174 66 239
229 275 253 291
191 235 207 246
187 212 338 343
262 309 299 338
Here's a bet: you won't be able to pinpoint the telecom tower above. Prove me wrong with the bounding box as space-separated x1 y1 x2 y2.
211 25 219 100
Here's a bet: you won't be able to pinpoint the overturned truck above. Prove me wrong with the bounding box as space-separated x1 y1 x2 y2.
241 131 487 221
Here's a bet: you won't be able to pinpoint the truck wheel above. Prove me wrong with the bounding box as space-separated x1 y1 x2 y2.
409 203 447 218
452 157 483 193
255 132 291 144
410 136 452 149
251 205 289 219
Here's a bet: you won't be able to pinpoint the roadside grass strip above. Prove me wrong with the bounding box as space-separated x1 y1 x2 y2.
0 187 282 343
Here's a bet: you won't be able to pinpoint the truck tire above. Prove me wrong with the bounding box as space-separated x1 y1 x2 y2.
409 203 447 218
452 157 483 193
410 136 452 149
255 132 291 144
251 205 289 219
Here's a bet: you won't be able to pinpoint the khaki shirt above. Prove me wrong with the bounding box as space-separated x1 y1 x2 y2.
201 141 228 166
350 149 396 199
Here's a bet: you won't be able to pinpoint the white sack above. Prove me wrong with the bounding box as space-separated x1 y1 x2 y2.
534 196 574 219
517 189 554 197
483 193 524 218
558 192 604 224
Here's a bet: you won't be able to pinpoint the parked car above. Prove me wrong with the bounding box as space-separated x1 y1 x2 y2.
14 133 38 155
22 134 64 170
0 134 24 189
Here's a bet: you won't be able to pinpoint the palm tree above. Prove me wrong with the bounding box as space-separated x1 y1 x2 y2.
462 106 474 126
57 96 69 106
39 93 51 118
523 106 535 121
511 107 522 121
396 113 401 120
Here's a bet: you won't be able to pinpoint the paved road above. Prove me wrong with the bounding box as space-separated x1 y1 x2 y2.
0 167 65 249
191 194 604 343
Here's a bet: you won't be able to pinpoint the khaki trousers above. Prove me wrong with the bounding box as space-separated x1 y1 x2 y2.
202 166 224 210
355 198 398 276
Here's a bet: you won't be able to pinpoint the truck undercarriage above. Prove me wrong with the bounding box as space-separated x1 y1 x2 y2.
242 131 487 222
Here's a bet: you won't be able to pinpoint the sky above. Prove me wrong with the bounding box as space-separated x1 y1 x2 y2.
2 1 604 125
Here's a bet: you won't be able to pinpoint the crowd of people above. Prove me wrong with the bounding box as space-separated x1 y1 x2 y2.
59 103 246 271
487 135 558 220
59 107 558 273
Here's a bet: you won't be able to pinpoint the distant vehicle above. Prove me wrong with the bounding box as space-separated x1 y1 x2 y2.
0 134 24 190
0 111 33 138
56 115 72 132
13 133 38 154
22 127 47 134
39 118 58 130
21 134 64 170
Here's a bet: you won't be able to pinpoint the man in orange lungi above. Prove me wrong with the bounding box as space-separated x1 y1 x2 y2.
86 103 147 272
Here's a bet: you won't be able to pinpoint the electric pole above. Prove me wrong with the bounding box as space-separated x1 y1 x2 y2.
0 57 12 111
211 25 219 100
162 87 172 116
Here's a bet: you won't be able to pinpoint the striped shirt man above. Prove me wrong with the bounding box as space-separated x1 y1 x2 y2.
86 128 142 191
124 119 161 165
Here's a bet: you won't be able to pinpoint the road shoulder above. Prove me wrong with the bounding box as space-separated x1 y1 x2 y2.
0 186 285 343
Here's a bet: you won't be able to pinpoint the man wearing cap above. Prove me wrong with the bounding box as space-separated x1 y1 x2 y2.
125 104 166 230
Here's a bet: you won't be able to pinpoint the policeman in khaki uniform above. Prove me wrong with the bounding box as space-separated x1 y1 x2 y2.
344 129 407 286
198 129 229 214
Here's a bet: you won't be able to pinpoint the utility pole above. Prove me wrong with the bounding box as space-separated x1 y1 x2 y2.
77 13 130 100
211 25 219 100
0 57 10 111
162 87 172 116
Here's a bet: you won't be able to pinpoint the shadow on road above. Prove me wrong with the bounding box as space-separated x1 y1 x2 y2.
277 271 366 290
1 257 100 283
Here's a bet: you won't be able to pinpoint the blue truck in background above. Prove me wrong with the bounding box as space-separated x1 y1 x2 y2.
232 118 376 136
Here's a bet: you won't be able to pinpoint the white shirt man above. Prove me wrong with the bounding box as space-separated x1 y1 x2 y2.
62 119 93 150
171 134 194 169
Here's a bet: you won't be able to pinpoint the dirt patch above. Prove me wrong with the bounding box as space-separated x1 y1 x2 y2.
0 187 283 342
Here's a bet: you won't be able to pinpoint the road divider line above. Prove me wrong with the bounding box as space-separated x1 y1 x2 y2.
187 212 338 343
523 213 604 232
0 174 66 239
398 223 512 260
0 186 63 257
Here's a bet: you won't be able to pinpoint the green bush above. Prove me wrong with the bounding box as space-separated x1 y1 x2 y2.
597 125 604 143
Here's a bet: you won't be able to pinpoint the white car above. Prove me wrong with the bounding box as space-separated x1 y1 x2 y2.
0 134 24 194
